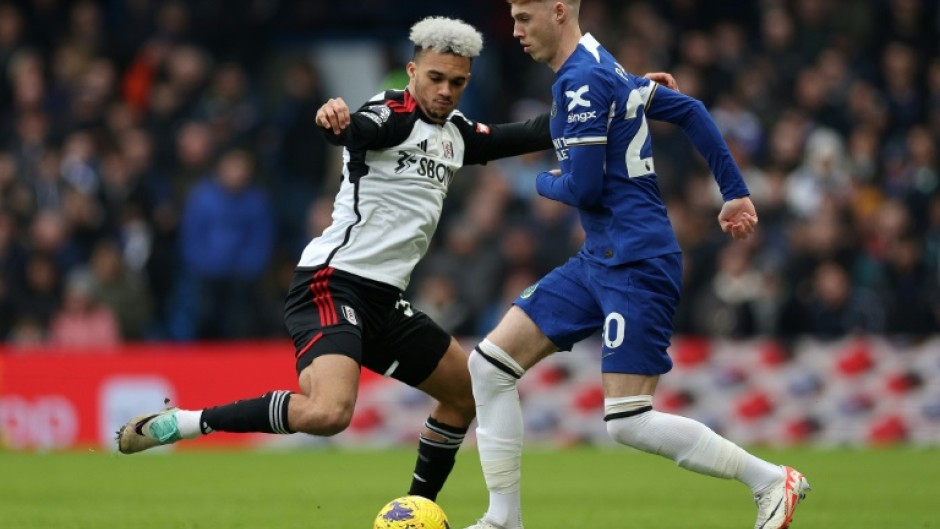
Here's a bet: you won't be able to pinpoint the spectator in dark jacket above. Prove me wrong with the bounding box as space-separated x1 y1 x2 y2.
174 147 273 339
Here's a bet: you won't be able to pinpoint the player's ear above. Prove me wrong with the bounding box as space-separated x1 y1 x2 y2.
554 1 566 22
406 62 417 80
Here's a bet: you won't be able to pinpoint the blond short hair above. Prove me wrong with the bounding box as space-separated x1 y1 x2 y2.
409 16 483 58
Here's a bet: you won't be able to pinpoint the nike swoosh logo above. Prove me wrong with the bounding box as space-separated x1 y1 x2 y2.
757 499 783 529
133 414 159 435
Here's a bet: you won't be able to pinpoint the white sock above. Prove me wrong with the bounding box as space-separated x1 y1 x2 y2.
483 461 522 529
605 403 782 493
470 341 525 529
175 409 208 439
740 458 786 494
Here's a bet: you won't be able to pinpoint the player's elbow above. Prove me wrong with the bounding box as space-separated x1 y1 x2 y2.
682 98 710 124
574 188 603 209
562 177 601 209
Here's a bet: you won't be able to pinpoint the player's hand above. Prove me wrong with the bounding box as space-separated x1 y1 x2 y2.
718 196 758 240
316 97 350 135
548 168 561 176
643 72 679 92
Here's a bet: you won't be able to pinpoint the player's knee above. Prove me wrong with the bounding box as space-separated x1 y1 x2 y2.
293 401 355 437
457 392 476 421
606 413 646 446
318 407 354 436
432 370 475 422
441 390 476 423
604 395 654 447
468 342 523 389
469 351 505 391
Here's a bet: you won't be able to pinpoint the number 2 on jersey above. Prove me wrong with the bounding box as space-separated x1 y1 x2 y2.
623 88 654 178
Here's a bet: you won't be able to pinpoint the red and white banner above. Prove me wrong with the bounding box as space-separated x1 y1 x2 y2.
2 337 940 451
0 341 386 450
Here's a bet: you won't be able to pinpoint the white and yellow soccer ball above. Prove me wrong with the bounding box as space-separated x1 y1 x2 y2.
373 495 450 529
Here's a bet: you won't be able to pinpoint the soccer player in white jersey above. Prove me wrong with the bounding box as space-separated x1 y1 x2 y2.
464 2 810 529
115 15 676 505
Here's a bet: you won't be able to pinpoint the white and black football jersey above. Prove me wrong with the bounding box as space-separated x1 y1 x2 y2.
299 89 550 290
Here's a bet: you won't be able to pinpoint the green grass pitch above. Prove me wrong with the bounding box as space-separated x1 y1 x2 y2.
1 446 937 528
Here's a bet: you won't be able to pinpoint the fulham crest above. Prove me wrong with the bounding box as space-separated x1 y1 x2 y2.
342 305 359 326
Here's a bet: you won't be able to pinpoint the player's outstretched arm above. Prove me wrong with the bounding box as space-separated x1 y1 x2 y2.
718 196 758 240
644 86 758 238
464 71 676 166
645 87 750 198
461 113 552 165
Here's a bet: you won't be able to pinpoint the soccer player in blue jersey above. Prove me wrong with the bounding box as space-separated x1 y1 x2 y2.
465 2 810 529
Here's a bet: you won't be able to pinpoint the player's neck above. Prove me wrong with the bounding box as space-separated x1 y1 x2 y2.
549 26 584 72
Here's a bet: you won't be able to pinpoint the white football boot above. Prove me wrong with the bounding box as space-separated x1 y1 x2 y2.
753 466 811 529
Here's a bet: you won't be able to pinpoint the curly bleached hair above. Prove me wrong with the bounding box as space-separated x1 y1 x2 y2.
409 17 483 58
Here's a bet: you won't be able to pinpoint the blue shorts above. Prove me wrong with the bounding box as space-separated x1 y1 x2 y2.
514 252 681 375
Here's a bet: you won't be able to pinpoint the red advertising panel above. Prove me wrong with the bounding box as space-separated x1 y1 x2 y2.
0 342 383 450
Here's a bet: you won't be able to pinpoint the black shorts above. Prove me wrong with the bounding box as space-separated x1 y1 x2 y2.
284 266 451 387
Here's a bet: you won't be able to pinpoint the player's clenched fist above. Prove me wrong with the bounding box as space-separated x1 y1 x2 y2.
316 97 351 135
718 196 759 240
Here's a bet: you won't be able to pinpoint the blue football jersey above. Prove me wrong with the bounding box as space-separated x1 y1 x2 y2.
547 33 677 265
543 34 749 266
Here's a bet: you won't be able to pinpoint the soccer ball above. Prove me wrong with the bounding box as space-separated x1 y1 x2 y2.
373 495 450 529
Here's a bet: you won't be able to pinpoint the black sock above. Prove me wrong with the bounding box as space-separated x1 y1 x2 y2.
201 390 293 434
408 417 468 500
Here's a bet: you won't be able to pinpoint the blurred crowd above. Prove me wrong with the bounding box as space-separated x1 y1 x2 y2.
0 0 938 348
